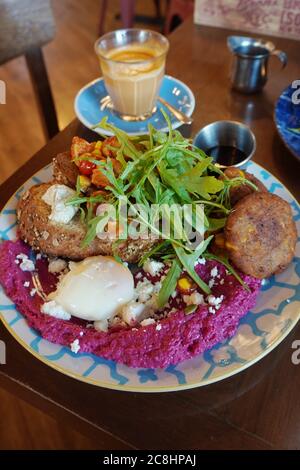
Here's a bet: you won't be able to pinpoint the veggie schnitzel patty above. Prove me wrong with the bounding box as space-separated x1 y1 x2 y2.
223 167 267 205
225 192 297 278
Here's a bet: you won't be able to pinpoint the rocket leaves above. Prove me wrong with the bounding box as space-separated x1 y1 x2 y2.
78 111 254 303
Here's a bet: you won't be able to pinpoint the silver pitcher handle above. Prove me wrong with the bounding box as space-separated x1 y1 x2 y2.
271 49 288 68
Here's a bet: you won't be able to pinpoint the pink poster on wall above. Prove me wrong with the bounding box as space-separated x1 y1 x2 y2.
194 0 300 39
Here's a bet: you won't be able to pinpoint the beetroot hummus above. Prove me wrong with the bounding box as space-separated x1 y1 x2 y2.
0 240 261 368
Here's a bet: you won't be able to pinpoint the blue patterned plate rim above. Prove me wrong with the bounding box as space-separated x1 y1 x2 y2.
274 83 300 161
0 161 299 392
74 75 195 136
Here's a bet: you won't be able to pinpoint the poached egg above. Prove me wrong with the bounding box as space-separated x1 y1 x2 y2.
49 256 135 321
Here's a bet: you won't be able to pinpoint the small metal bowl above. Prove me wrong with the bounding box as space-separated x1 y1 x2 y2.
193 120 256 168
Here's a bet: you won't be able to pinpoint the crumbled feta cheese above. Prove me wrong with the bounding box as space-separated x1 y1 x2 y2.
143 258 164 277
210 267 218 278
140 318 156 327
42 184 78 224
120 275 161 326
209 306 216 314
120 301 146 325
41 300 71 320
156 323 162 331
36 253 42 260
208 279 215 289
94 319 108 332
207 294 224 310
183 292 205 306
30 288 37 297
20 259 35 272
136 272 142 280
16 254 35 272
48 258 68 273
153 281 162 293
15 259 20 265
23 281 30 288
197 258 206 265
79 331 84 337
135 278 154 302
70 339 80 354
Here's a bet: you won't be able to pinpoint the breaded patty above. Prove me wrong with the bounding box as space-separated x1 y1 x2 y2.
223 167 267 206
17 183 157 262
225 192 297 278
52 152 79 188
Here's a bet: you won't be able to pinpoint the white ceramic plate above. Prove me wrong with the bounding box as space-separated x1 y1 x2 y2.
0 161 299 392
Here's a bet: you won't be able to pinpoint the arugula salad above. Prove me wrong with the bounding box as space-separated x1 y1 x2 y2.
68 112 255 305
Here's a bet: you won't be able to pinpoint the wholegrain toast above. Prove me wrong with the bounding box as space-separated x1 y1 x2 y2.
17 183 157 262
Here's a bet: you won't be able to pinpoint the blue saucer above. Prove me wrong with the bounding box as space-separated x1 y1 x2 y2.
74 75 195 136
274 83 300 161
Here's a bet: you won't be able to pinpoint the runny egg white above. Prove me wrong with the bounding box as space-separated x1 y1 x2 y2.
49 256 135 321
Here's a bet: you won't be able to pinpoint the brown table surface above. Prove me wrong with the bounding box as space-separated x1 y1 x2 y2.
1 20 300 450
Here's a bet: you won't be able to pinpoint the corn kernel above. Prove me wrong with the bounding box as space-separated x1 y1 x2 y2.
95 141 102 149
78 175 91 192
178 277 192 291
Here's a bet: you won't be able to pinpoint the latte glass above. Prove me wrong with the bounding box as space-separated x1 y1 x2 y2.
95 29 169 121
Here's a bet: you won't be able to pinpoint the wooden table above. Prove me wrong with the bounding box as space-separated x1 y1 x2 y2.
0 20 300 450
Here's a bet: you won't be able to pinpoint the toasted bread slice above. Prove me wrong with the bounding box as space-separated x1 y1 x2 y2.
17 183 157 262
52 151 79 188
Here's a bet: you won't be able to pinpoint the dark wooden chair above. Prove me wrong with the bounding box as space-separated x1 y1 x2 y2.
0 0 59 140
99 0 164 35
164 0 194 35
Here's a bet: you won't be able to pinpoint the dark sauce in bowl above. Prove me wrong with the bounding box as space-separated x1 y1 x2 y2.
207 145 247 166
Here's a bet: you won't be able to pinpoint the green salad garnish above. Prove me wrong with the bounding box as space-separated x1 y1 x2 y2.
67 111 255 305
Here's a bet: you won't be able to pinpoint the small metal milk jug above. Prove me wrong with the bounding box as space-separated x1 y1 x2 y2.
227 36 287 94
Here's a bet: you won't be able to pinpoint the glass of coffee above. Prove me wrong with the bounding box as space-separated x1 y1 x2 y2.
95 29 169 121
